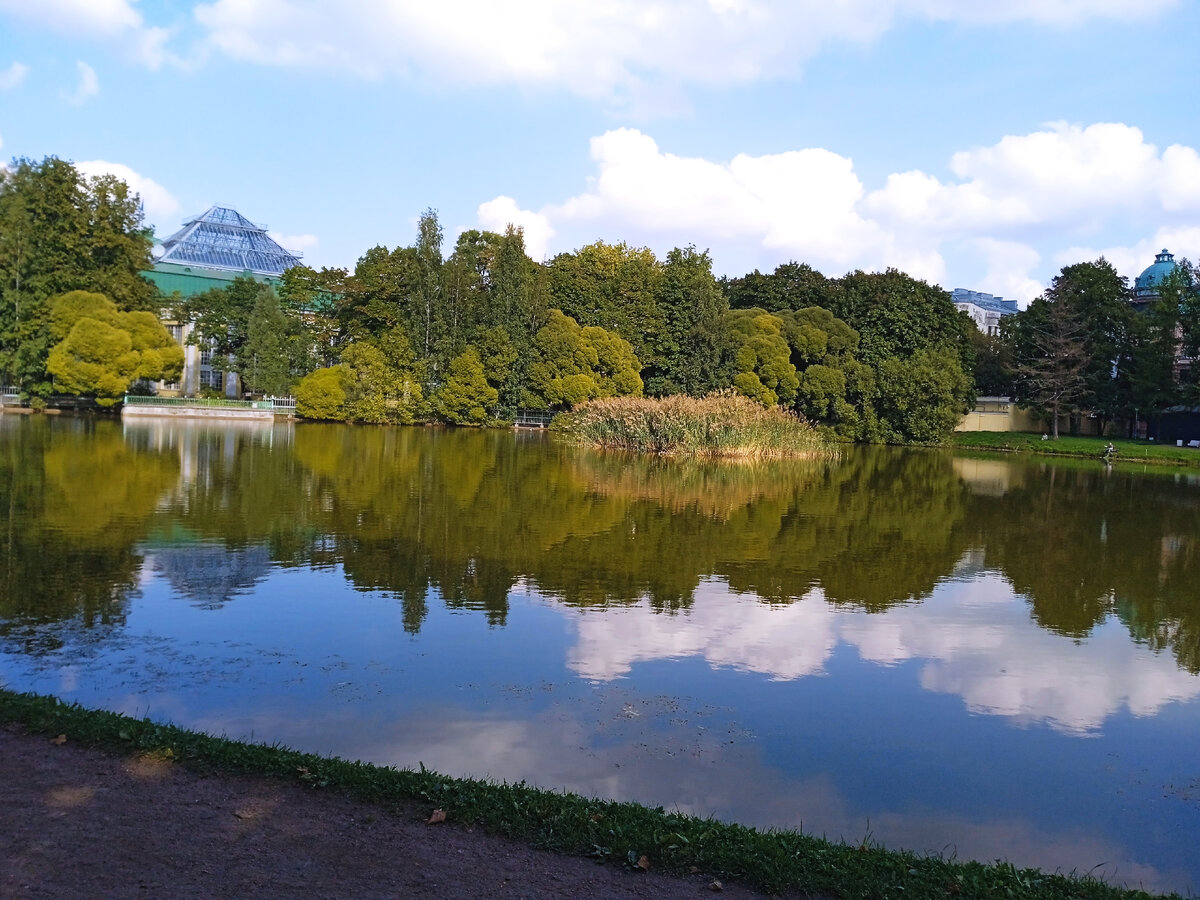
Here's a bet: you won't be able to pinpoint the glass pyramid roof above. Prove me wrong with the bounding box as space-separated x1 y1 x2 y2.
154 206 302 276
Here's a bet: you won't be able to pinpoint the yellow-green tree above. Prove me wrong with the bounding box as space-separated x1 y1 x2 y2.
46 291 183 406
525 310 642 409
295 365 350 420
723 309 799 407
434 347 498 425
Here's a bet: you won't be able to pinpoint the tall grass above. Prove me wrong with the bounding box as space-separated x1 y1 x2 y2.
551 391 831 458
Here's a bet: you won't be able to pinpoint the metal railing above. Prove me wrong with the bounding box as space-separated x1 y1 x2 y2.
513 409 555 428
123 395 275 410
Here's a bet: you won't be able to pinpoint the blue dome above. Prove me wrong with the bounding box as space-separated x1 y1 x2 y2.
1134 249 1178 297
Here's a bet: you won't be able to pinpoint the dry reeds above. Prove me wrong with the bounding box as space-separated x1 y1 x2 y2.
551 391 832 458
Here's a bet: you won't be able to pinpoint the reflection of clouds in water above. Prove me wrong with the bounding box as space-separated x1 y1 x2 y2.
840 575 1200 734
559 575 1200 734
194 702 1183 893
565 578 837 681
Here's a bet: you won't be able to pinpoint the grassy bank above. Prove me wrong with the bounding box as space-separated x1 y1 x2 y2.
949 432 1200 468
0 689 1174 900
551 392 830 458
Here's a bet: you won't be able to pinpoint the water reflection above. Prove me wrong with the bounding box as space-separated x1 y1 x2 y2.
2 416 1199 893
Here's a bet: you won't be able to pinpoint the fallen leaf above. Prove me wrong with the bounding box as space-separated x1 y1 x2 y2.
637 855 650 871
709 880 724 892
426 808 446 825
51 734 67 746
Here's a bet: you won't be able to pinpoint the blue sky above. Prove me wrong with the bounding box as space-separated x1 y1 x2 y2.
1 0 1198 305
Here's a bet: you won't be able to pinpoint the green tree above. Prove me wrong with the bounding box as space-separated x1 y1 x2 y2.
240 287 307 396
1006 296 1089 439
340 327 424 424
414 208 444 364
524 310 643 409
723 309 799 406
434 347 497 425
295 365 350 420
874 346 972 443
548 241 664 369
0 157 155 395
45 290 183 405
649 246 727 396
1043 259 1135 432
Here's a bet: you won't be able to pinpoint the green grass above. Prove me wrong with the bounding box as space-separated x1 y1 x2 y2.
949 432 1200 467
0 688 1178 900
551 391 832 458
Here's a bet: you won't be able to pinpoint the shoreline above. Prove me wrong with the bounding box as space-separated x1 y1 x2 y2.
0 689 1174 900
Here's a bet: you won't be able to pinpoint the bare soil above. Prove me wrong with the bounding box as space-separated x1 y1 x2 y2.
0 724 790 899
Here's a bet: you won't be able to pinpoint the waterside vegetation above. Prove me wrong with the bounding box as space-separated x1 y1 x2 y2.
0 689 1175 900
949 432 1200 468
551 391 831 458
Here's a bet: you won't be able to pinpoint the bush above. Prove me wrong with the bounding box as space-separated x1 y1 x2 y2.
295 365 350 420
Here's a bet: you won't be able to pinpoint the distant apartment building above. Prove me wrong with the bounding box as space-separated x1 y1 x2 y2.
951 288 1019 336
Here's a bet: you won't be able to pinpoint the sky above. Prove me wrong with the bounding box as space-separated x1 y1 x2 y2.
1 0 1198 306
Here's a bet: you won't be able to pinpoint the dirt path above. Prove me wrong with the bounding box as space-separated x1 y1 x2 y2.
0 725 790 899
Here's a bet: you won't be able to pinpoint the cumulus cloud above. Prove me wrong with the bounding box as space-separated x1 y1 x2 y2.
0 0 176 68
0 61 29 90
479 122 1200 304
186 0 1175 101
1057 226 1200 285
476 196 555 261
74 160 181 225
62 60 99 105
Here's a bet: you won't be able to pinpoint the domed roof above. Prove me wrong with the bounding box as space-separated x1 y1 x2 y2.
1134 249 1178 297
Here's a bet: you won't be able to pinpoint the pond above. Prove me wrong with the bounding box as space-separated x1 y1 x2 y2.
1 415 1198 894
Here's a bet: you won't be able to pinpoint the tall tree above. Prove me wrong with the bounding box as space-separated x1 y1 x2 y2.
649 246 727 396
0 157 155 395
414 208 444 364
1042 259 1134 432
1006 296 1089 438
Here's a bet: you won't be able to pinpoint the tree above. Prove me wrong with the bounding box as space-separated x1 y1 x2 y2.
723 309 799 406
295 365 350 420
649 246 727 396
524 310 642 409
548 241 664 369
723 261 841 313
874 346 972 443
45 290 183 405
240 287 307 396
339 328 424 424
1042 259 1134 432
0 157 155 395
434 347 497 425
414 208 444 363
1006 296 1089 439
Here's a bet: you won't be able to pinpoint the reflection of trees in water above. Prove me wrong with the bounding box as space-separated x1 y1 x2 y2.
5 418 1200 677
0 417 177 652
968 465 1200 673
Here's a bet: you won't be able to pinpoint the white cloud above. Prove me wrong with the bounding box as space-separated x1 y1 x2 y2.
479 122 1200 304
0 0 176 68
1057 226 1200 285
268 231 318 257
476 196 555 261
187 0 1176 101
74 160 181 225
0 61 29 90
63 60 99 105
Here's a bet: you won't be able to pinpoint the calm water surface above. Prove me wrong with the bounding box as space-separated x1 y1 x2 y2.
1 416 1198 893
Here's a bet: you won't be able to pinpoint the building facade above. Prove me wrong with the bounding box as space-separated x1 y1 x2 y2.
142 206 302 397
951 288 1019 336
